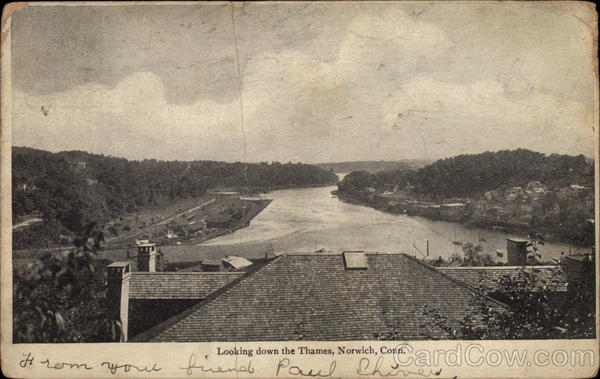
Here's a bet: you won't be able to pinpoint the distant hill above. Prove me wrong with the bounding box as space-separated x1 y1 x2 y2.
338 149 593 199
337 149 594 246
314 160 432 173
12 146 338 249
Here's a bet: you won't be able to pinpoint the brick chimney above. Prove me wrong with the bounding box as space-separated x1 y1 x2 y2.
106 262 131 342
137 243 157 272
506 238 528 266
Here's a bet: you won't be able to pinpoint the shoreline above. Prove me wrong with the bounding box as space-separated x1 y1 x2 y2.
13 199 273 265
335 192 593 248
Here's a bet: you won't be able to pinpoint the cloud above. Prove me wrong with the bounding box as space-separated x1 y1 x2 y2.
380 77 593 157
338 9 452 65
12 72 245 161
11 3 596 162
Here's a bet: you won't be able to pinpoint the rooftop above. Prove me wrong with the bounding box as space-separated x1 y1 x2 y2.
132 253 506 342
129 272 244 300
437 266 567 292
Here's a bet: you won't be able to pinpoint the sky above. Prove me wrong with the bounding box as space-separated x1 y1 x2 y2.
9 2 598 163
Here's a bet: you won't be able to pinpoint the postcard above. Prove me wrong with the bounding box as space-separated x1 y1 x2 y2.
1 1 598 378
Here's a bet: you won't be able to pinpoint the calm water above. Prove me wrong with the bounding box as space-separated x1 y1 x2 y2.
198 176 586 262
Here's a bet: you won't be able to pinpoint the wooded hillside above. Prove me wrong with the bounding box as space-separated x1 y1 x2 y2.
339 149 593 199
12 147 338 248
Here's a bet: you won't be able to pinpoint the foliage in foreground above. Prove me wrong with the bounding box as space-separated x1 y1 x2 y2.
416 263 595 340
13 224 120 343
411 235 595 340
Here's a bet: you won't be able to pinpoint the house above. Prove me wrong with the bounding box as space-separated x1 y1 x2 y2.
124 252 506 342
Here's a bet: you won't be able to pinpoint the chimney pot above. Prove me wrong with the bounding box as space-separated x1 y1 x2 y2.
137 243 158 272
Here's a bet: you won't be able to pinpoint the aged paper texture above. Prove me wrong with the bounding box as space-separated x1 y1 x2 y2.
1 1 599 378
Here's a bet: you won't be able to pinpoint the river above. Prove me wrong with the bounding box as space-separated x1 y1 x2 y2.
196 176 586 263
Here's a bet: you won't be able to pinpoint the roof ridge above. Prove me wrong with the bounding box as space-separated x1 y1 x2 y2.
401 254 509 309
131 271 244 276
278 252 405 256
130 255 282 342
438 265 558 270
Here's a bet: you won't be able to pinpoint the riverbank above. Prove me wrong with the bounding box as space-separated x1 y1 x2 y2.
15 183 586 270
13 195 272 258
103 196 272 249
335 191 593 247
87 184 587 269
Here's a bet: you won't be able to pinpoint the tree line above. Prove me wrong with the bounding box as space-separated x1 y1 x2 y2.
12 146 338 248
337 149 594 245
339 149 593 200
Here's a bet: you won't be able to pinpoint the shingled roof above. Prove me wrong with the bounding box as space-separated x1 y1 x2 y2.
437 266 567 293
129 272 244 300
132 253 506 342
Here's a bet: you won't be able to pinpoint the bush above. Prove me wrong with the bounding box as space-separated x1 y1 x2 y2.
13 224 120 343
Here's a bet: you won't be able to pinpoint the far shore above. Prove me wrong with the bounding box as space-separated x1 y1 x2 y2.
335 192 593 248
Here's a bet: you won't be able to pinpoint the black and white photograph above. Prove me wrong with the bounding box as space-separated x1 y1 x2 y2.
1 1 598 377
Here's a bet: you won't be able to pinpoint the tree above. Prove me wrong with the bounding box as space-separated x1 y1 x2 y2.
525 232 544 265
415 239 595 340
13 146 338 250
461 242 494 266
13 223 119 343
